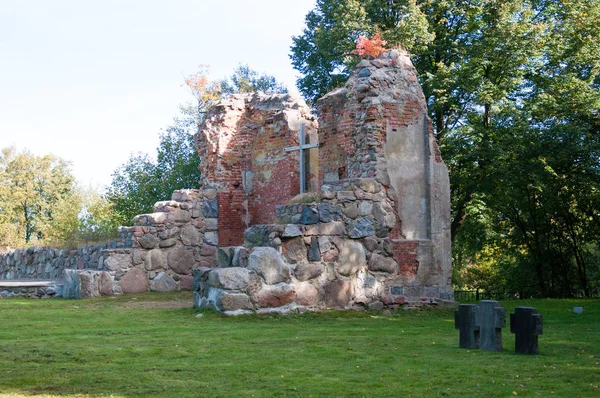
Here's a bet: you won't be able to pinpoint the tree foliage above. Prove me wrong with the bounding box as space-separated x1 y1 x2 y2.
220 64 288 96
291 0 600 297
106 65 287 225
0 147 76 247
105 111 201 225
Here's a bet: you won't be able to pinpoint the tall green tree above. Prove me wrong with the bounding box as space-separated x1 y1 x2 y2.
0 147 80 246
291 0 600 296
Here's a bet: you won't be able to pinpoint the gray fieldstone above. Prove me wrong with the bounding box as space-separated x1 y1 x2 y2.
318 236 332 253
257 283 295 307
357 178 380 193
202 200 218 218
318 203 342 223
167 246 196 275
337 240 366 276
105 253 131 271
179 275 194 291
282 237 307 264
308 237 321 261
244 225 270 246
368 253 398 273
282 224 302 238
204 218 218 231
119 268 149 294
294 262 324 282
320 189 336 199
324 279 352 307
219 292 252 311
294 282 319 306
208 267 250 290
342 203 359 219
358 201 373 216
98 271 113 296
300 206 319 225
144 249 165 271
159 238 177 248
217 247 233 267
151 272 177 292
304 221 345 236
358 67 372 77
337 191 356 201
174 209 191 223
348 218 375 238
180 225 202 246
248 247 290 285
203 231 219 246
78 272 94 298
138 234 159 249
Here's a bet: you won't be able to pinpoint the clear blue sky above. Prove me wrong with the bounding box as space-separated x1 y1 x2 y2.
0 0 315 189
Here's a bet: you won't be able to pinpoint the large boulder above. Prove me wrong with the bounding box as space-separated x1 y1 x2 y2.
294 262 323 282
323 279 353 307
337 240 366 276
167 245 196 275
144 249 165 271
180 225 202 246
219 292 252 311
150 272 177 292
208 267 250 290
294 282 319 306
119 268 149 294
248 247 290 285
257 283 295 307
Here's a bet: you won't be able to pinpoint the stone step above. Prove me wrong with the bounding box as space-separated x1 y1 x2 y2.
0 279 64 298
0 279 63 288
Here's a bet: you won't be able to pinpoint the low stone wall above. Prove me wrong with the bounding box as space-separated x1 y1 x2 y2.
0 280 64 299
0 243 122 280
0 189 219 299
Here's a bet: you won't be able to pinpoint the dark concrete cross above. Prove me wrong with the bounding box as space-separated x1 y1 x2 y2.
510 307 543 354
475 300 506 352
455 304 480 349
283 124 318 194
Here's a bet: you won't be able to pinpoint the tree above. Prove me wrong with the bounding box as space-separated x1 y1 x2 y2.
107 64 287 225
0 147 80 247
105 114 201 225
220 64 288 95
291 0 600 296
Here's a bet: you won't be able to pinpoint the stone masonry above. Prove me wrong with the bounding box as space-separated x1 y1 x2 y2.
193 50 453 313
1 49 452 309
195 93 317 247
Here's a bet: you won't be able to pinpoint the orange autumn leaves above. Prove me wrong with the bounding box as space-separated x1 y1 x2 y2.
351 30 387 58
184 65 221 108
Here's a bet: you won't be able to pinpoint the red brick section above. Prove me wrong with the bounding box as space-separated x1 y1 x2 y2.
218 190 246 246
198 96 316 245
390 240 419 277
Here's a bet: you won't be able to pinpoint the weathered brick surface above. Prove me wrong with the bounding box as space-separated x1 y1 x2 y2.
196 93 317 245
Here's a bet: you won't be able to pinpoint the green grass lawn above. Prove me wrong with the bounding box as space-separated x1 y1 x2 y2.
0 293 598 397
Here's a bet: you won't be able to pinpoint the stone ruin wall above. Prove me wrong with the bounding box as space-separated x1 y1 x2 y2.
195 94 317 247
193 50 453 313
317 49 452 300
1 50 452 310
